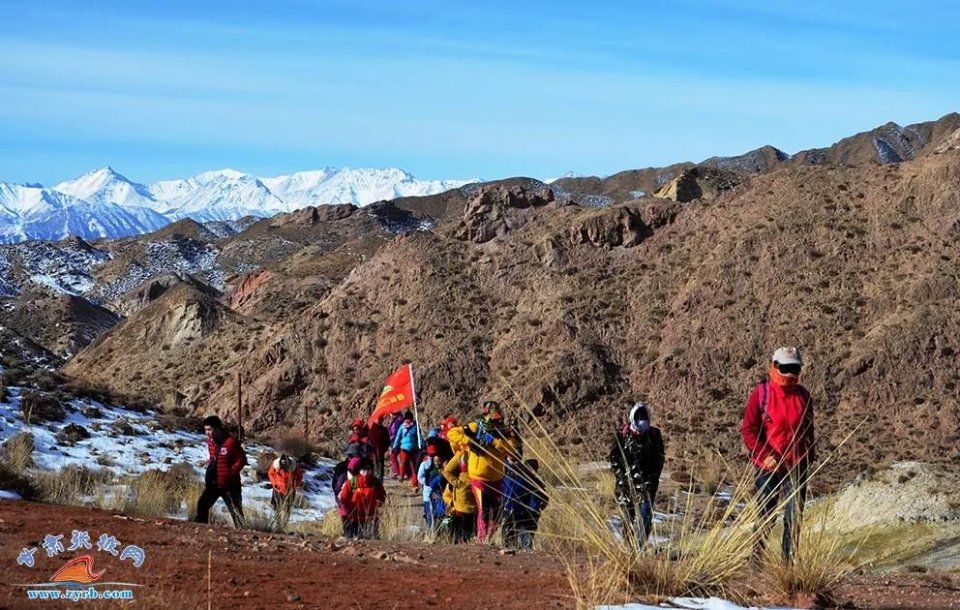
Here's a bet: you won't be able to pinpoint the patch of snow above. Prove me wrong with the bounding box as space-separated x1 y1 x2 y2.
599 598 799 609
0 489 22 500
0 386 335 522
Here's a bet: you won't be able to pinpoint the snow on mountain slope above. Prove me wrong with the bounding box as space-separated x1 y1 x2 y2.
54 166 158 209
160 172 287 222
0 182 88 217
0 166 475 243
0 183 169 243
260 167 476 208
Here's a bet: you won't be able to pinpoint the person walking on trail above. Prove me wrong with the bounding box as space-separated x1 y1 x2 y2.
425 427 454 463
196 416 248 528
392 411 422 488
446 401 520 543
338 460 387 539
741 346 815 564
417 445 446 531
441 450 478 543
268 454 303 525
502 458 549 550
388 411 404 479
609 402 665 549
345 418 375 463
368 417 390 481
334 457 361 533
439 415 458 440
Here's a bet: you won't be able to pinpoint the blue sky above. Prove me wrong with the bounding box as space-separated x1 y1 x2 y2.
1 0 958 184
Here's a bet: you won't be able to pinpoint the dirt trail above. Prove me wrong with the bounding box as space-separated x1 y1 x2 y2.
0 500 570 610
2 499 959 609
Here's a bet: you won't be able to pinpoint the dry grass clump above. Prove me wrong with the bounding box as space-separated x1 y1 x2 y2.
19 391 66 423
310 508 346 537
33 466 111 506
242 505 286 533
761 523 857 606
2 430 36 472
119 469 191 517
378 496 427 542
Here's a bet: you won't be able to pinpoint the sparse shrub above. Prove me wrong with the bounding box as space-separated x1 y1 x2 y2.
19 391 66 423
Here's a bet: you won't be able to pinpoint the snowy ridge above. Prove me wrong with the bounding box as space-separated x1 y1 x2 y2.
0 166 477 243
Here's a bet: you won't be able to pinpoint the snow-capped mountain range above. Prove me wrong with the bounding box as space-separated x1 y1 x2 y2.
0 166 476 243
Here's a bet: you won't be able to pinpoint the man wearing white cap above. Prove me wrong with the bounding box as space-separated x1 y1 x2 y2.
741 346 815 564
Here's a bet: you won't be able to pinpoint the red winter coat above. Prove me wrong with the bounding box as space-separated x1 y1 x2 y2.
338 474 386 522
205 435 247 489
741 381 815 472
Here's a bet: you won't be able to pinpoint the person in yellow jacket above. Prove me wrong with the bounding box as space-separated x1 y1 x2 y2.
445 401 519 542
442 450 478 543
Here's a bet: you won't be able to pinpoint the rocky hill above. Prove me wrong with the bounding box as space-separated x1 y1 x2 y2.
9 113 954 486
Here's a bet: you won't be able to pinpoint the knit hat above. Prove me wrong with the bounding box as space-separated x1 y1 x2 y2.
347 457 362 473
403 410 414 421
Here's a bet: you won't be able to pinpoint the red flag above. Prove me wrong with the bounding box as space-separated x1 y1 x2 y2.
368 364 415 423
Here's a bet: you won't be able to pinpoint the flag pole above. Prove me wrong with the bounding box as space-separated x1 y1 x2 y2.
409 363 423 450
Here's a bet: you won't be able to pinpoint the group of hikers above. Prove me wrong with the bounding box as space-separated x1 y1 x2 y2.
330 403 549 548
193 346 815 562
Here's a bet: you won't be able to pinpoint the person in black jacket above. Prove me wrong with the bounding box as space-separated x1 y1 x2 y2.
609 401 665 549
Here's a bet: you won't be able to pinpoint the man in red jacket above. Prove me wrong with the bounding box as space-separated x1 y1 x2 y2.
741 346 815 564
196 415 248 528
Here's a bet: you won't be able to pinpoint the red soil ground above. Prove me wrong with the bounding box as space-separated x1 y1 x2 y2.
1 500 958 609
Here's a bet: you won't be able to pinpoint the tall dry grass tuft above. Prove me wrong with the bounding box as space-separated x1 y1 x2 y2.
2 430 35 472
506 380 864 606
761 509 860 604
378 495 428 542
33 466 111 506
242 504 285 533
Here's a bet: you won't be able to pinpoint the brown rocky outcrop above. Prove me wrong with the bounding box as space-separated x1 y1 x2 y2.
567 205 649 248
448 182 559 243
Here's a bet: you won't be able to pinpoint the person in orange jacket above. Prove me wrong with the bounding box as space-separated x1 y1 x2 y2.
268 454 303 524
446 401 519 543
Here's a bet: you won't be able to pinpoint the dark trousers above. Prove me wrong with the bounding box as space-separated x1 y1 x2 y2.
342 517 379 539
196 484 244 528
617 488 654 550
449 511 476 544
754 465 807 563
502 509 538 550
